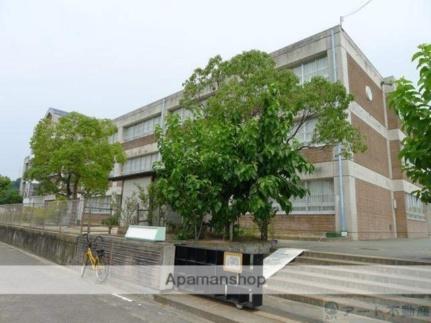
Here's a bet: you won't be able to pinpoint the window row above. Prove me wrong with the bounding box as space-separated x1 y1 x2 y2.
292 56 329 85
123 115 161 142
273 179 335 214
172 107 194 122
122 152 160 175
290 118 318 145
405 193 425 220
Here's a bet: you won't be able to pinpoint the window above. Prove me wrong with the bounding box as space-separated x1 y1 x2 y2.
123 115 161 142
292 56 329 85
272 179 335 214
406 194 425 220
172 107 193 122
291 118 317 145
123 152 160 175
108 132 118 144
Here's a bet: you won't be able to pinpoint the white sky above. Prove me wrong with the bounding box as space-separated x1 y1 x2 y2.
1 0 430 179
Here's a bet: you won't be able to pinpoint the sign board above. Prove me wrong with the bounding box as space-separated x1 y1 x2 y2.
223 252 243 273
263 248 303 279
125 225 166 241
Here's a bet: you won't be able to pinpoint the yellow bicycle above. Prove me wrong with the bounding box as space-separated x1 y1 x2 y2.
80 234 109 282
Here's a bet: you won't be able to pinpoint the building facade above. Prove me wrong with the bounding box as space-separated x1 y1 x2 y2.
23 26 430 240
20 108 69 205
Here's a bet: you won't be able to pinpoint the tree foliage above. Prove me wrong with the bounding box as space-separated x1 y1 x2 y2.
0 175 22 205
155 50 365 240
26 112 126 199
389 44 431 202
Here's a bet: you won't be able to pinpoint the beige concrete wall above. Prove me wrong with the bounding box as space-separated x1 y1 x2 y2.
121 176 152 209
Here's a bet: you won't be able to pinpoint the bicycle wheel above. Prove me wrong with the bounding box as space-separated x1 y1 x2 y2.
95 257 109 283
81 256 88 278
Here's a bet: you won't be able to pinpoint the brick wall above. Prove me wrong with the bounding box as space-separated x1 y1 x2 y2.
390 140 407 180
393 191 408 238
122 134 156 150
356 179 394 240
301 146 334 164
352 114 390 178
407 219 429 239
386 98 401 129
347 54 385 126
239 214 335 239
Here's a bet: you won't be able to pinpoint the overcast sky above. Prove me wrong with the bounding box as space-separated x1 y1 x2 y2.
1 0 430 179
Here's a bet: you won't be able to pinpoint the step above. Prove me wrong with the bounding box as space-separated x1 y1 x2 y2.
265 289 430 323
271 269 431 294
261 294 388 323
301 251 431 266
294 257 431 279
153 293 293 323
265 275 431 297
280 264 431 288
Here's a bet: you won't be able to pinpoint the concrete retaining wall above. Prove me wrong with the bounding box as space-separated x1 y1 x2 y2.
0 224 175 290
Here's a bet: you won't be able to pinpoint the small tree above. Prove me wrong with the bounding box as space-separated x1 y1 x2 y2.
101 194 121 234
389 44 431 202
155 50 365 240
121 193 139 228
137 183 167 226
26 112 126 199
0 175 22 205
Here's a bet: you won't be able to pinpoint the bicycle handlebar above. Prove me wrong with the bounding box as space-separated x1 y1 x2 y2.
80 234 104 249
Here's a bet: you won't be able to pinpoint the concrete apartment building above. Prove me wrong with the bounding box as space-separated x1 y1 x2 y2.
21 26 429 240
104 25 430 240
20 108 69 205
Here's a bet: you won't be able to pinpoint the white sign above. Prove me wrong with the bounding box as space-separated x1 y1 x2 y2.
223 252 243 273
125 225 166 241
263 248 303 279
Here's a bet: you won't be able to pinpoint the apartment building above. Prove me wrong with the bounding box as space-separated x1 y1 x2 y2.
33 26 429 240
20 108 69 205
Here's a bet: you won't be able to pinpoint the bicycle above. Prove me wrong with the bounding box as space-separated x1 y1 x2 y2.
80 233 109 282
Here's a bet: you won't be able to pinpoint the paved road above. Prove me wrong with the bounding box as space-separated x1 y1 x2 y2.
0 242 208 323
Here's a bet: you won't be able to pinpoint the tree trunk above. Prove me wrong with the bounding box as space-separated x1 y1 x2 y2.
229 222 234 241
260 220 268 241
221 223 227 241
72 178 79 200
66 174 72 199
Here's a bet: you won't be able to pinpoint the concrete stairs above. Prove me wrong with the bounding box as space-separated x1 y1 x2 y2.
265 251 431 322
153 293 387 323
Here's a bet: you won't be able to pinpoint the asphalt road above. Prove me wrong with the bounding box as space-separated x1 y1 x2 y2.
0 241 208 323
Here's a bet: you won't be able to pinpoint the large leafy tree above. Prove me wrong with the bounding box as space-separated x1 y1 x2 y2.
26 112 126 199
155 50 365 240
389 44 431 202
0 175 22 205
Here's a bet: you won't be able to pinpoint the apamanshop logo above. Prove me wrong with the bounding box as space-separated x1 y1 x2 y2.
166 272 266 292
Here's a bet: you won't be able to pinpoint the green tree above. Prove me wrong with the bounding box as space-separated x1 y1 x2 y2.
389 44 431 202
26 112 126 199
0 175 22 205
155 50 365 240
